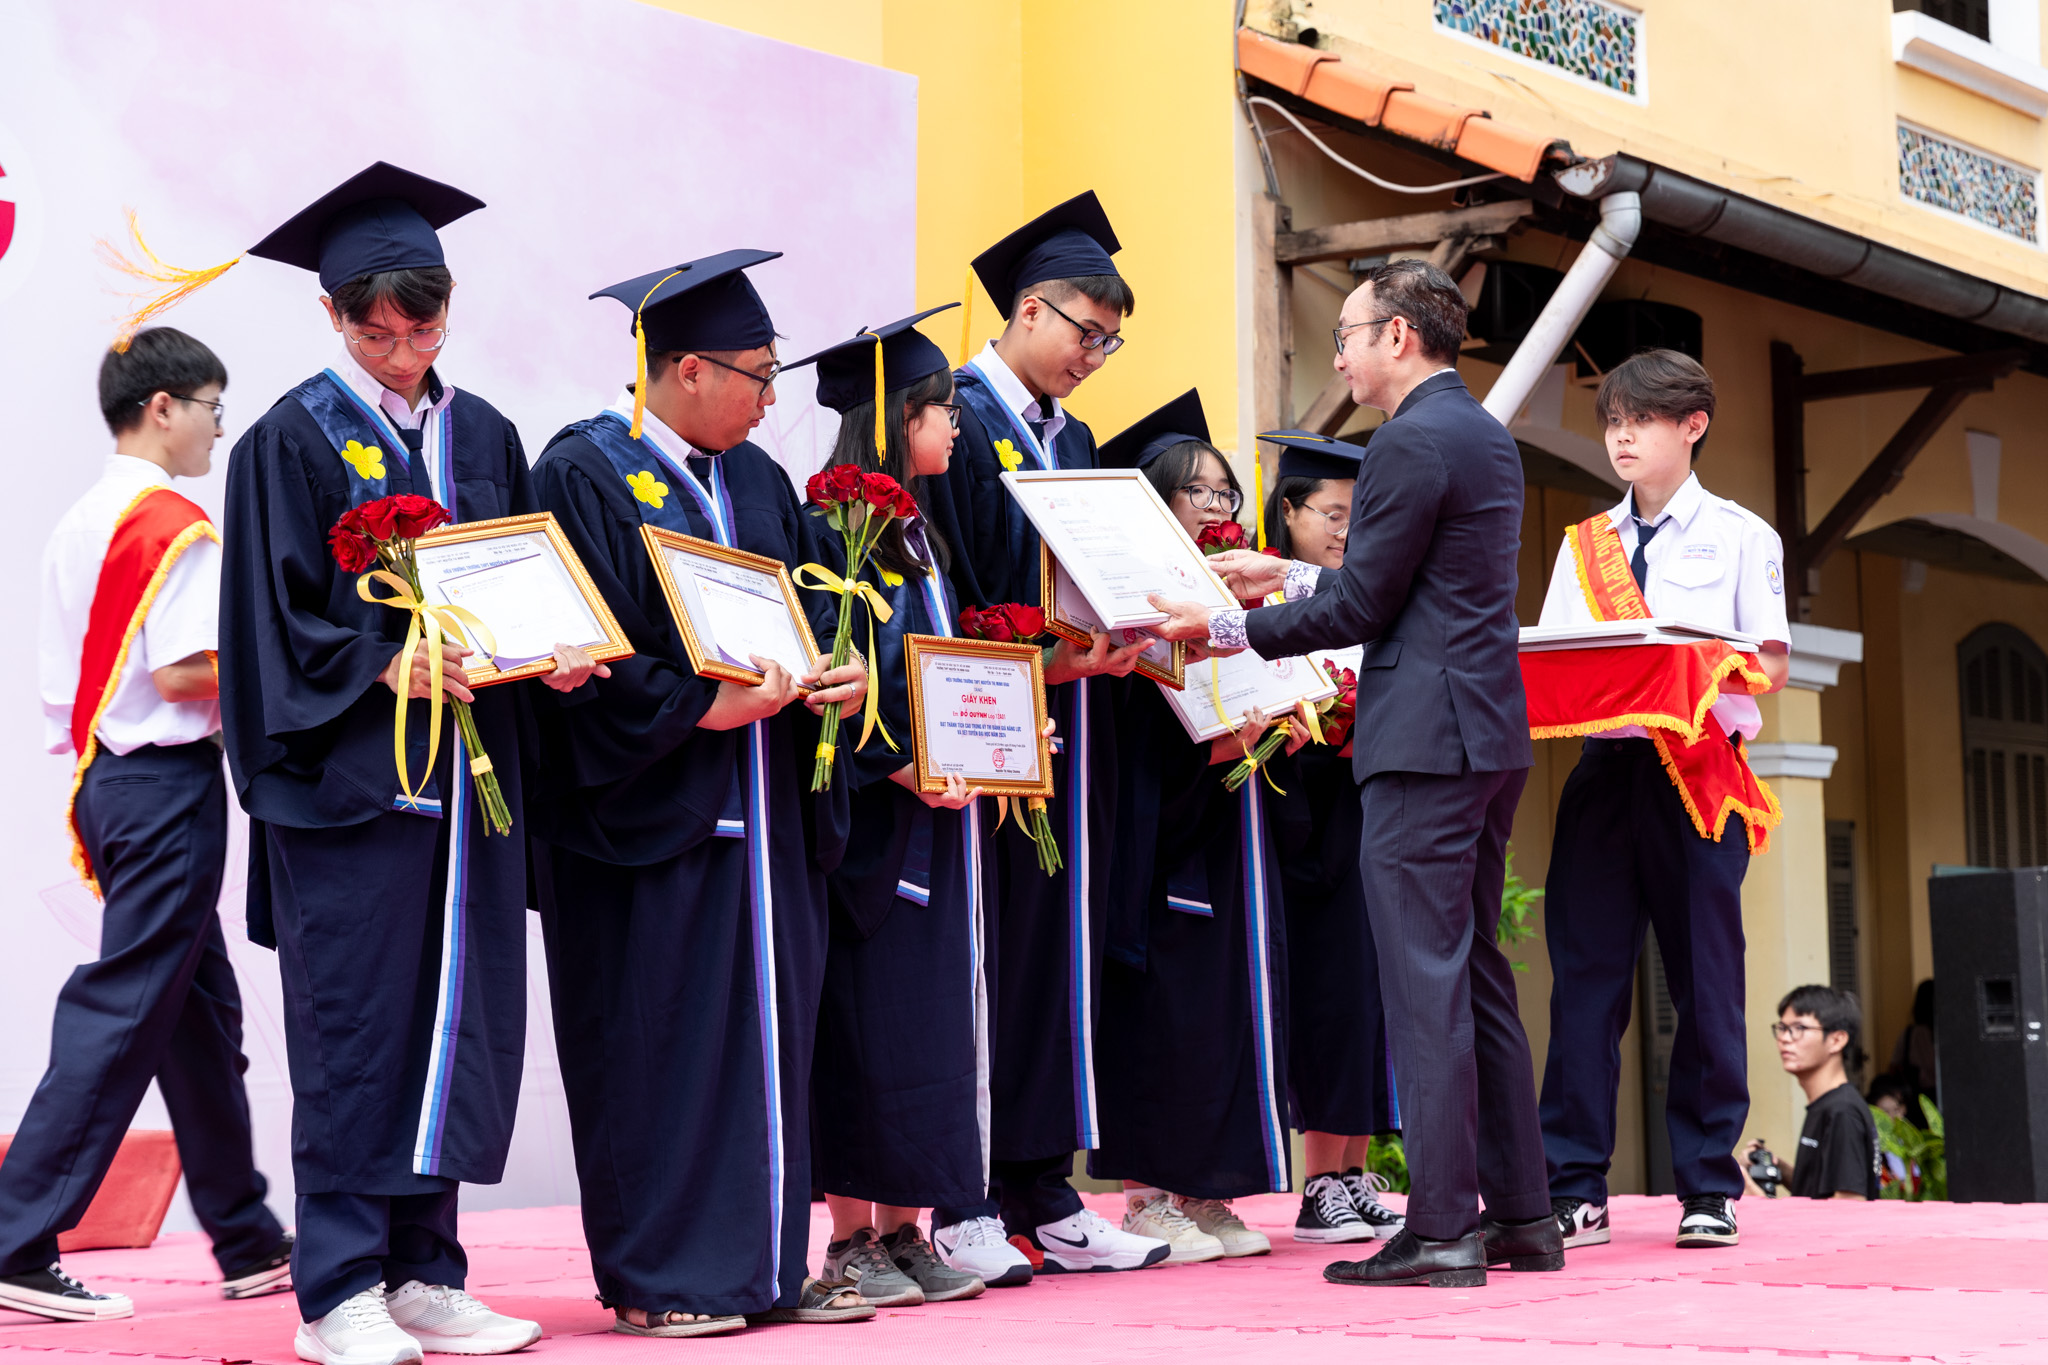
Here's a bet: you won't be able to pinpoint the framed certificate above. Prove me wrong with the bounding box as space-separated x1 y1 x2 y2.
1039 543 1186 690
641 527 824 687
904 635 1054 798
1001 468 1239 633
413 512 634 687
1161 647 1339 744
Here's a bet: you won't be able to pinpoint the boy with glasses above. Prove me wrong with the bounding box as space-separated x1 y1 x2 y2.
1752 987 1879 1201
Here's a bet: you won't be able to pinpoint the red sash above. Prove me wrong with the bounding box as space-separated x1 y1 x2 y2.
1521 516 1782 854
66 487 218 894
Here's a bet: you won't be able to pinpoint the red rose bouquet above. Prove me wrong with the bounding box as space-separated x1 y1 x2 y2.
1220 660 1355 794
1319 662 1360 753
801 464 916 790
329 495 512 835
1195 520 1271 608
958 603 1062 876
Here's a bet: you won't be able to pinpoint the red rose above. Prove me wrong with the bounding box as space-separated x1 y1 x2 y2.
1260 546 1284 559
1196 520 1248 556
328 523 377 574
997 603 1045 641
807 463 866 509
958 605 1010 642
354 496 402 541
389 494 452 540
859 470 908 514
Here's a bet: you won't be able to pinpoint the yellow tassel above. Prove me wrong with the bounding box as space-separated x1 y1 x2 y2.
97 210 241 352
630 268 687 441
1254 451 1266 548
866 329 886 463
959 265 975 366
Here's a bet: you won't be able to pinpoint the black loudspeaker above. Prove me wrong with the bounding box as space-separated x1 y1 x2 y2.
1928 867 2048 1202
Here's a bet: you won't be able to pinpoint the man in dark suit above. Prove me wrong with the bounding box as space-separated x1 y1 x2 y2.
1147 260 1560 1286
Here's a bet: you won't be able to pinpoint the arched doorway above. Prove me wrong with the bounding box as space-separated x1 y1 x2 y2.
1960 624 2048 868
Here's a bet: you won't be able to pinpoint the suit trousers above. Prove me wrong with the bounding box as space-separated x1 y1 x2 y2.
1359 766 1549 1241
0 741 281 1277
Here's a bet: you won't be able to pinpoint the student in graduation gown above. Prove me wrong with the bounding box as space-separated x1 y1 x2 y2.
1086 391 1293 1265
1257 430 1407 1248
919 194 1165 1277
789 307 1003 1308
528 252 872 1339
216 164 609 1364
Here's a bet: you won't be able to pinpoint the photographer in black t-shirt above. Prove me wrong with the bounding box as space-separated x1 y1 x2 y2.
1744 985 1880 1201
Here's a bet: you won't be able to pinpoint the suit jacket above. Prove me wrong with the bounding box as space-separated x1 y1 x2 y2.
1243 371 1531 781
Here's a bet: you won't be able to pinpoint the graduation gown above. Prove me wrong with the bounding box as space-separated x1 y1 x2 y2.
528 411 845 1317
812 554 989 1209
921 361 1117 1160
218 371 530 1193
1089 680 1291 1200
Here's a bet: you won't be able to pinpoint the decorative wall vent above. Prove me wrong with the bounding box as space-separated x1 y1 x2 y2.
1433 0 1641 98
1898 121 2042 243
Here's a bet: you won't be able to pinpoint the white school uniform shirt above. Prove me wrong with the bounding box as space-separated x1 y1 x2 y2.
970 341 1068 454
332 349 453 502
1536 472 1791 741
39 456 221 756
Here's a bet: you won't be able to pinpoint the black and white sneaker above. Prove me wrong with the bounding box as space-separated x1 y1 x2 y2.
1675 1193 1739 1248
1294 1172 1373 1244
0 1263 134 1321
1342 1168 1406 1240
220 1231 294 1300
1552 1196 1611 1249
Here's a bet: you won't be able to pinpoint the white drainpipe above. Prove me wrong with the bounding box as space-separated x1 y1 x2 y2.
1480 191 1643 425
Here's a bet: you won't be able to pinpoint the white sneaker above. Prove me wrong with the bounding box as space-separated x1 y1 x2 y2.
1033 1208 1170 1272
1121 1190 1225 1265
295 1285 422 1365
932 1215 1034 1288
1177 1197 1271 1257
385 1281 542 1355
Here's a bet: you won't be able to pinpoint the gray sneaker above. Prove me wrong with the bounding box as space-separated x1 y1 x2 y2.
883 1225 986 1302
822 1228 925 1307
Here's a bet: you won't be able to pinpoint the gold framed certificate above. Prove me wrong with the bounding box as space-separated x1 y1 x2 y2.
904 635 1054 798
1162 647 1339 744
1039 543 1185 690
640 526 824 687
413 512 634 687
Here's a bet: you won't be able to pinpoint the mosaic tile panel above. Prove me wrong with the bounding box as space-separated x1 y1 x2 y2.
1897 123 2041 244
1433 0 1640 96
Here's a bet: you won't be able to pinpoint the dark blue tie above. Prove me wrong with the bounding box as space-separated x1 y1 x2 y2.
1631 517 1661 594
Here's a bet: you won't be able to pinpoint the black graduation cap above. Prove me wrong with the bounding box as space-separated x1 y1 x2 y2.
971 191 1122 320
247 162 484 293
590 249 783 354
793 304 961 414
1259 428 1368 481
1098 389 1210 471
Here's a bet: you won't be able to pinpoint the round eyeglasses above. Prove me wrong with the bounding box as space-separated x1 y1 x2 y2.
347 327 449 358
1178 482 1243 514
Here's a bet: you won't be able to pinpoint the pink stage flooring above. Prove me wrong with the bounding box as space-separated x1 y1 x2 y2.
3 1192 2044 1363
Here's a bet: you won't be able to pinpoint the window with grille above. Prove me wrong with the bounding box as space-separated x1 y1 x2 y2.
1826 821 1859 998
1960 624 2048 869
1894 0 1991 42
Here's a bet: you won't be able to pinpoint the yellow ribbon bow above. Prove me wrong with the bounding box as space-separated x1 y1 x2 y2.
792 563 898 753
1208 655 1289 795
357 570 500 811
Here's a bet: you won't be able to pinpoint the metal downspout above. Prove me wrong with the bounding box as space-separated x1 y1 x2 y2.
1481 191 1643 425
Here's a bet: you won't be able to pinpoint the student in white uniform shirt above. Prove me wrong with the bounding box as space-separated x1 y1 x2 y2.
3 329 291 1325
1532 350 1790 1254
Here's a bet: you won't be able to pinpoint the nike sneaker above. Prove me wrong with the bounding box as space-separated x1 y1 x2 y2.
1552 1196 1611 1249
1032 1208 1170 1273
1122 1190 1224 1264
1675 1194 1739 1248
931 1215 1034 1288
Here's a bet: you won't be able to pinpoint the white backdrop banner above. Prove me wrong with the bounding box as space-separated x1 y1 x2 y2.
0 0 916 1230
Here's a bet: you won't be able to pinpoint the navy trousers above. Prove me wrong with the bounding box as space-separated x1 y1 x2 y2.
1539 738 1751 1202
293 1187 463 1321
0 741 280 1278
1360 766 1549 1242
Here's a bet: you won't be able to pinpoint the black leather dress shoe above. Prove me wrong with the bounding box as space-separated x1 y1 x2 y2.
1323 1228 1487 1287
1481 1214 1565 1271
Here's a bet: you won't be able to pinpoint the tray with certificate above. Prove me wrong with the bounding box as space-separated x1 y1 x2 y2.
1039 544 1185 689
1516 618 1760 653
413 512 634 686
1161 646 1338 744
1001 468 1239 634
641 527 823 688
904 635 1054 798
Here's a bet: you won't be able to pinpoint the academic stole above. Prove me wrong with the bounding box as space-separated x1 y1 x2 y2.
290 369 475 1175
1563 515 1782 854
580 411 788 1280
64 488 216 895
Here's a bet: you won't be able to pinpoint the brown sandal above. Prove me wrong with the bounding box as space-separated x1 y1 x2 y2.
611 1306 748 1337
745 1277 875 1325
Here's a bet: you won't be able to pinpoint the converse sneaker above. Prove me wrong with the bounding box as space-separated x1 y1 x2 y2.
1122 1189 1225 1264
1552 1196 1611 1249
385 1281 541 1354
1342 1168 1406 1240
294 1284 421 1365
1177 1197 1271 1257
1294 1172 1372 1244
931 1215 1034 1288
0 1262 133 1322
883 1225 985 1302
1676 1193 1739 1248
1032 1208 1170 1272
221 1232 295 1300
822 1227 924 1306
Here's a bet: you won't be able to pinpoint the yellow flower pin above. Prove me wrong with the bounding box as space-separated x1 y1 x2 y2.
340 439 386 480
627 470 670 509
877 567 905 588
993 437 1023 473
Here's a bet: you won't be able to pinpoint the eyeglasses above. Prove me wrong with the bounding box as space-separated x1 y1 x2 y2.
346 326 449 358
1031 295 1126 354
928 402 963 430
1296 502 1349 535
165 393 224 426
693 353 782 397
1769 1022 1824 1040
1333 316 1398 355
1178 482 1243 514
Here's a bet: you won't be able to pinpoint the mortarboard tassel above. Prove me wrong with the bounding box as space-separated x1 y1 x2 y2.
97 210 242 352
630 268 686 441
865 329 886 463
1254 452 1265 549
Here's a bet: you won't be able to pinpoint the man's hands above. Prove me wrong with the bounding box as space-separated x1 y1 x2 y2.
1144 595 1224 646
541 642 613 693
1044 631 1151 685
384 641 475 704
1207 549 1290 600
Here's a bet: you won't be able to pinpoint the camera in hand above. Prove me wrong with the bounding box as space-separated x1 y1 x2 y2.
1747 1141 1783 1198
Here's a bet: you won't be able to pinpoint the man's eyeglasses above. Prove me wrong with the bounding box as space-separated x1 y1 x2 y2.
1178 483 1243 514
1031 295 1126 355
1333 315 1398 355
1769 1021 1824 1041
694 353 782 397
165 393 224 426
346 327 449 358
928 402 963 430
